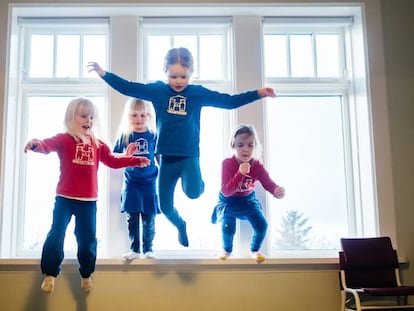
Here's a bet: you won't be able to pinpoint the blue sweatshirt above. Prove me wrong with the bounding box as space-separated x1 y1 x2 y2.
113 130 158 191
103 72 261 157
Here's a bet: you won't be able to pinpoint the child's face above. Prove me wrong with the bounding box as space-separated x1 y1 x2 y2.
166 63 191 92
129 108 149 132
75 108 93 135
233 133 255 163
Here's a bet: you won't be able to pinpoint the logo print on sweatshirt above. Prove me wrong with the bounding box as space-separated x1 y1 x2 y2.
134 138 149 155
167 95 187 115
73 143 95 165
237 178 254 193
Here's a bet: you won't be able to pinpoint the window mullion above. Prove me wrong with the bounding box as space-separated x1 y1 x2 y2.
286 34 292 77
312 33 317 77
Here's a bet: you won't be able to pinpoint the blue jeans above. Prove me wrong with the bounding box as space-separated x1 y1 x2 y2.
157 156 204 229
126 212 156 253
40 196 97 278
221 211 268 253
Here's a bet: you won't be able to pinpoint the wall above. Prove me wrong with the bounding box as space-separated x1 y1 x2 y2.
0 260 339 311
1 0 413 310
380 0 414 284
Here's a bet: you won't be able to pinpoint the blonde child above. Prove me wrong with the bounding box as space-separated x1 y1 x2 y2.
88 47 276 247
24 98 150 293
113 98 160 260
211 124 285 263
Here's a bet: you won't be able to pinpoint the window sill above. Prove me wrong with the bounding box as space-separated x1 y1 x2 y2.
0 258 339 272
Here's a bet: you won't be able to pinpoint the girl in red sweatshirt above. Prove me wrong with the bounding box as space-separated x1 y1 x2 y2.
24 97 150 293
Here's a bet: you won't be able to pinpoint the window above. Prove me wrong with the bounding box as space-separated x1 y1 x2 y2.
139 18 233 257
263 17 376 257
2 17 109 258
2 4 386 260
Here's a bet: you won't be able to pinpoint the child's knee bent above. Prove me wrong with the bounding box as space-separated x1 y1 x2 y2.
183 181 204 199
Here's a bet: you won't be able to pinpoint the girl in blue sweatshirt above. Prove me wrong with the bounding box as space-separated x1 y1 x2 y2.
88 47 276 247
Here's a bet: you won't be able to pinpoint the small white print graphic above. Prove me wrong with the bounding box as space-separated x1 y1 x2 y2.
167 95 187 115
134 138 150 155
73 143 95 165
236 178 254 193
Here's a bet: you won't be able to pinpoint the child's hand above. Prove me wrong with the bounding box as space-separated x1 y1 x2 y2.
274 186 285 199
135 157 151 167
24 139 41 153
258 87 276 98
239 162 251 176
125 143 137 156
87 62 106 77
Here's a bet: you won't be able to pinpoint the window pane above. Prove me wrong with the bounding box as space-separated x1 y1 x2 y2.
264 34 288 77
316 34 340 77
199 35 224 80
290 35 314 77
29 35 54 78
265 96 348 255
56 35 80 78
84 34 107 78
147 35 170 80
22 96 106 257
173 35 198 78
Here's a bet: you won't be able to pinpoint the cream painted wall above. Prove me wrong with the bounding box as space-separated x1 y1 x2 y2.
1 0 413 310
380 0 414 284
0 262 340 311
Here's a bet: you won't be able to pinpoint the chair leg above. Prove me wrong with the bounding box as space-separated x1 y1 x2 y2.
353 292 362 311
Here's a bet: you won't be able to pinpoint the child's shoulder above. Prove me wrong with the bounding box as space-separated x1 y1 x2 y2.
222 155 237 164
56 132 74 141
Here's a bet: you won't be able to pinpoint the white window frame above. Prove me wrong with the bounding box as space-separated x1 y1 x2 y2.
1 16 110 258
261 16 379 258
139 17 236 258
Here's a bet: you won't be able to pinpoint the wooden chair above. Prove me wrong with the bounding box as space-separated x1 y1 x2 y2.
339 237 414 311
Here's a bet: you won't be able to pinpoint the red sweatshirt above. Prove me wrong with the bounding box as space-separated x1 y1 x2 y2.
32 133 146 200
221 155 279 197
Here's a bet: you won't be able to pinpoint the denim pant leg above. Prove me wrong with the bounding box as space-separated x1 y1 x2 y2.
245 211 268 252
142 213 156 253
40 196 73 277
221 216 237 253
158 159 184 229
126 212 140 253
181 157 204 199
74 200 97 278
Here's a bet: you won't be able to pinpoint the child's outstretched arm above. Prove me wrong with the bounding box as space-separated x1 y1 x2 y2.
87 62 106 77
125 143 138 156
99 141 150 169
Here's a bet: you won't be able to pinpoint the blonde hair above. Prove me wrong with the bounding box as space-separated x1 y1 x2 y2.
230 124 263 160
64 97 100 146
116 98 156 147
